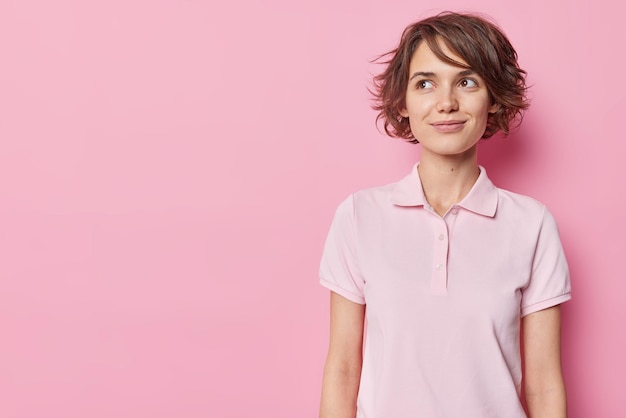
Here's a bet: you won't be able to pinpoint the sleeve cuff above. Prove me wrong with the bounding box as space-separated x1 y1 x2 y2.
521 293 571 317
320 278 366 305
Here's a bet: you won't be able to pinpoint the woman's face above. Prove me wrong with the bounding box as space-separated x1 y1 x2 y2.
400 40 499 158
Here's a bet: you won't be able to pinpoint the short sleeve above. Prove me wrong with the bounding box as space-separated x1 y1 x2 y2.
319 195 366 304
521 206 571 317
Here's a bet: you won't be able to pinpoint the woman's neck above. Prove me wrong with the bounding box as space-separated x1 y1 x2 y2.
417 148 480 217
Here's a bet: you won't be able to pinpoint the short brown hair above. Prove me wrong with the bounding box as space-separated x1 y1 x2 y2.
371 12 529 143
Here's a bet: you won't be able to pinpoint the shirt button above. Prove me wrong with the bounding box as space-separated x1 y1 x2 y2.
438 234 445 241
436 263 442 270
451 208 459 215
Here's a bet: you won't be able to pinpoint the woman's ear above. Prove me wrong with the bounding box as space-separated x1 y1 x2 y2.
488 102 501 114
399 107 409 117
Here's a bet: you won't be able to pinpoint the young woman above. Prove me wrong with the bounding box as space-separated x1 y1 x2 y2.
319 12 571 418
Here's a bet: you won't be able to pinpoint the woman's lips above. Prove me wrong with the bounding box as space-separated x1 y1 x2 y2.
431 120 466 133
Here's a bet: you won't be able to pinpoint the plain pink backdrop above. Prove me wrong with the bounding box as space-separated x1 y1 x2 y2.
0 0 623 417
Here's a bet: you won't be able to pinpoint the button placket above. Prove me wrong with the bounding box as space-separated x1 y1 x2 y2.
430 220 449 295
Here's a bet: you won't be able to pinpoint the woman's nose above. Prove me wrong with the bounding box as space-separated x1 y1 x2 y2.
436 87 459 112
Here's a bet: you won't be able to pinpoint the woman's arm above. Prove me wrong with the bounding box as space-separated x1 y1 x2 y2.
319 291 365 418
523 305 567 418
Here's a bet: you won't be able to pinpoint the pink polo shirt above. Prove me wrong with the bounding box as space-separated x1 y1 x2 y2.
319 164 571 418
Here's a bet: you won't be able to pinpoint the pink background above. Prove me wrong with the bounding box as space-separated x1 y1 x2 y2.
0 0 623 417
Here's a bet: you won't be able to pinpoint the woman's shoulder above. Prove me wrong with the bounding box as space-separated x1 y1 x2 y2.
494 186 557 224
352 181 399 203
496 187 545 207
330 180 402 220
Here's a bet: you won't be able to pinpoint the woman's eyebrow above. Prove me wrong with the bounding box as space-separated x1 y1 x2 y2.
409 71 435 81
409 68 476 81
458 69 476 76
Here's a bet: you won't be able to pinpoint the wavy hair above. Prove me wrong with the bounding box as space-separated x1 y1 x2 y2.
371 12 529 143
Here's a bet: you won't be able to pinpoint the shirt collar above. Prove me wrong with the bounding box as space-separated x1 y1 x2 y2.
390 163 499 217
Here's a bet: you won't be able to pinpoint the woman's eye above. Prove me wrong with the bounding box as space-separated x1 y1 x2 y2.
416 80 434 89
459 78 478 88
